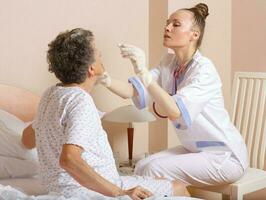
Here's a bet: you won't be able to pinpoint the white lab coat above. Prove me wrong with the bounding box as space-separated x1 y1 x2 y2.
129 51 248 186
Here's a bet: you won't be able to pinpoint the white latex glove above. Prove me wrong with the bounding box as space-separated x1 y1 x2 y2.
118 44 153 87
97 71 112 87
118 44 146 73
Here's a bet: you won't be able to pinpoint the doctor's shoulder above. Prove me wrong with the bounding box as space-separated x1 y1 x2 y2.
189 55 222 85
193 55 220 76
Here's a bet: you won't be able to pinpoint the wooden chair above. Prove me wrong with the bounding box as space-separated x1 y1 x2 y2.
190 72 266 200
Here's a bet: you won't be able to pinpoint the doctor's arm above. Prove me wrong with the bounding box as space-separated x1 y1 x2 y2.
98 71 138 99
21 124 36 149
100 72 137 99
60 144 152 199
147 81 181 121
118 44 181 120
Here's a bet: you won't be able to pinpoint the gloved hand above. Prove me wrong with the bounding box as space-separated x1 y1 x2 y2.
118 44 153 87
97 71 112 87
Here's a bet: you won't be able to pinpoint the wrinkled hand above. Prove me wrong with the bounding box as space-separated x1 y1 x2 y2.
96 71 111 87
118 44 146 74
118 44 153 87
123 186 152 200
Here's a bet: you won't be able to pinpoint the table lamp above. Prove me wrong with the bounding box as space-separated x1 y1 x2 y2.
102 105 156 166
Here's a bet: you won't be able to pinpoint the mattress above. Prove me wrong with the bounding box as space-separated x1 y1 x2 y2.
0 177 47 195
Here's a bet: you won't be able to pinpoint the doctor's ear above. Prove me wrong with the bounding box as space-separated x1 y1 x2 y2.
192 30 200 40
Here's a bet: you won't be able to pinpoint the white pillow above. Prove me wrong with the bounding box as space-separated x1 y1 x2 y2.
0 109 38 162
0 109 25 134
0 155 38 178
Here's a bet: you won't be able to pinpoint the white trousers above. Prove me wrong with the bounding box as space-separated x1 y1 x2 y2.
134 146 245 187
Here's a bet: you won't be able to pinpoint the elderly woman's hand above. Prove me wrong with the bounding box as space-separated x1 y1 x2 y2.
122 186 153 200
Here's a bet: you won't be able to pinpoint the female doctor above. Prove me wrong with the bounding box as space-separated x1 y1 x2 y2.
99 3 248 187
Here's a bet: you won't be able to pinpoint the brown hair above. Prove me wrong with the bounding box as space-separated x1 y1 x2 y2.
183 3 209 48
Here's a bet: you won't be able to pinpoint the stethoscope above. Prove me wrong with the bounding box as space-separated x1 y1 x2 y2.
152 59 194 118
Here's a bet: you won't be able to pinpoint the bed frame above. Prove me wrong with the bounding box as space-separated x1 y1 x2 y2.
0 84 40 122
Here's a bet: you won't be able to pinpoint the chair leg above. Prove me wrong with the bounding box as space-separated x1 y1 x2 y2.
222 193 243 200
231 189 243 200
222 194 231 200
230 185 244 200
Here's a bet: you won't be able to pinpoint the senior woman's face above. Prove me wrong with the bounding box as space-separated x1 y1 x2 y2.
163 9 195 48
92 48 105 76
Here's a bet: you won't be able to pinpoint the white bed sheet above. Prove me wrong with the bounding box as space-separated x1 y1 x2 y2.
0 177 47 196
0 182 203 200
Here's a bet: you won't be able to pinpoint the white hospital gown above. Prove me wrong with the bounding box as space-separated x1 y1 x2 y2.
33 85 173 198
129 51 249 186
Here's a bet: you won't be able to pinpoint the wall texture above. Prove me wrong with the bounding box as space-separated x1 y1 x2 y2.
232 0 266 74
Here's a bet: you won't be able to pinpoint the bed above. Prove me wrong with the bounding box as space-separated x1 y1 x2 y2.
0 84 47 196
0 84 201 200
0 84 40 122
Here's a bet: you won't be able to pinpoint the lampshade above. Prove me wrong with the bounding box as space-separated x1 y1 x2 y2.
102 105 156 123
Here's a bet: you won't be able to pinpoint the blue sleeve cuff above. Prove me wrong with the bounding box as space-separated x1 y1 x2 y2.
172 96 192 128
128 77 147 109
196 141 225 148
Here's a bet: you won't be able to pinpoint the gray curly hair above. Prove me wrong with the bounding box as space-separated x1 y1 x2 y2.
47 28 95 84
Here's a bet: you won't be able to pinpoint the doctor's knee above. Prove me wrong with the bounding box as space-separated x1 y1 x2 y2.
134 156 156 175
134 160 146 175
141 160 163 176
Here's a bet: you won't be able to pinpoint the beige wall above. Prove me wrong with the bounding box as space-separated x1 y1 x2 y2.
148 0 169 153
0 0 149 95
232 0 266 74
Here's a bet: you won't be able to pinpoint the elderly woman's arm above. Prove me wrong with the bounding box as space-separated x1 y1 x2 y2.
21 124 36 149
60 144 152 198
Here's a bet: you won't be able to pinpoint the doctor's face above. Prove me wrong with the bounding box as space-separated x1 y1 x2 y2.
163 10 196 49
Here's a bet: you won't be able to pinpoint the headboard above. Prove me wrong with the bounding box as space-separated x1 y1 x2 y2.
0 84 40 122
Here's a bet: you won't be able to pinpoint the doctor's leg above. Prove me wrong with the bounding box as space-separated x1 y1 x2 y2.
134 146 189 175
137 151 244 186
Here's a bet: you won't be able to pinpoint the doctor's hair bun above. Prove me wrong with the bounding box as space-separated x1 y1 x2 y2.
183 3 209 48
194 3 209 19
